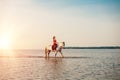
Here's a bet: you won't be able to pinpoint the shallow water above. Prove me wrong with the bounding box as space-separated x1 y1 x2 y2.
0 49 120 80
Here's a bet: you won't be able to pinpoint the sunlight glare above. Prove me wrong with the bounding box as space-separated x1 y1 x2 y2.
0 36 10 49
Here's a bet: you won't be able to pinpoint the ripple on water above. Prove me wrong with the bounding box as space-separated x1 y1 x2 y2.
0 53 120 80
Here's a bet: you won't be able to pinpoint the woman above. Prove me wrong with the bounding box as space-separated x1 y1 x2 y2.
52 36 58 51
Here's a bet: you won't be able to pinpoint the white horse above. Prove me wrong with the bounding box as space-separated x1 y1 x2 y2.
45 42 65 58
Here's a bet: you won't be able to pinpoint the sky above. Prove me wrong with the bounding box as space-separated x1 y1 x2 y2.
0 0 120 49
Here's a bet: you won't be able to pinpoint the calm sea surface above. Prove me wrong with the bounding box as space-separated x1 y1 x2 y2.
0 49 120 80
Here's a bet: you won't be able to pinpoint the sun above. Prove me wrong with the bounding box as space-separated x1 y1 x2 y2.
0 36 10 49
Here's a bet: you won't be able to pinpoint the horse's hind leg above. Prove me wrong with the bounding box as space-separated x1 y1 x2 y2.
48 50 51 57
45 47 48 57
45 52 47 57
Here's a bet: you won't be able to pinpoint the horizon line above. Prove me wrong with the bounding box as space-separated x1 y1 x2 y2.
1 46 120 50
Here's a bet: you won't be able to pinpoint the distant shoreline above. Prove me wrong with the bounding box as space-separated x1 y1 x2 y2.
64 46 120 49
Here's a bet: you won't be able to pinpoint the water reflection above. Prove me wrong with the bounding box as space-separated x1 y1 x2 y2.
0 49 120 80
41 58 65 80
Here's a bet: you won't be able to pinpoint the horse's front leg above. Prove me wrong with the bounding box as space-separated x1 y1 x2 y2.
60 51 64 58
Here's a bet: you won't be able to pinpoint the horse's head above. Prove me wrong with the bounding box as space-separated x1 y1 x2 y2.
59 42 65 47
63 42 65 47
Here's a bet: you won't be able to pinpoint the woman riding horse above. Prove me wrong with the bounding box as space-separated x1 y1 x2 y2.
52 36 58 51
45 42 65 58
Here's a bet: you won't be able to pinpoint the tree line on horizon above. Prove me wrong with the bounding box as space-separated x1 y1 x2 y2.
64 46 120 49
